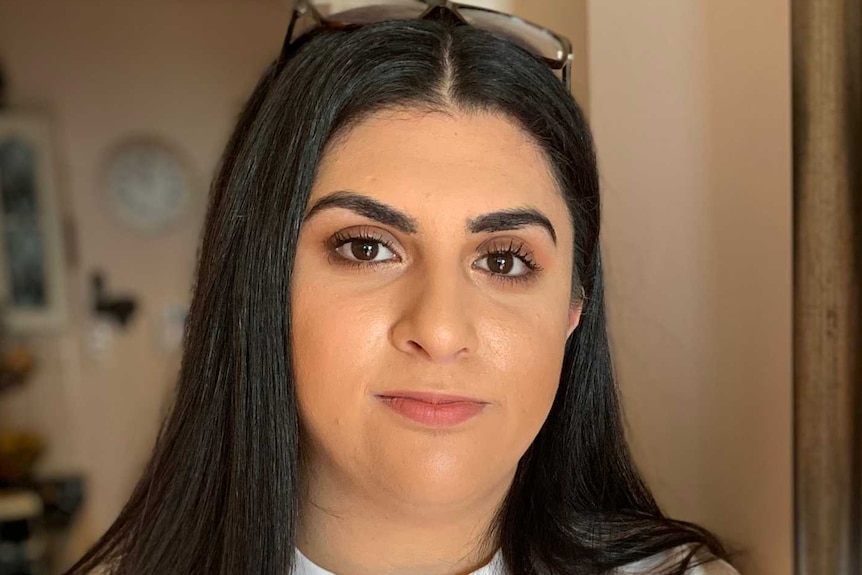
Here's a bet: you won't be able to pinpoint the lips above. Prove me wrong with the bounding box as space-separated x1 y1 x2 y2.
375 391 489 427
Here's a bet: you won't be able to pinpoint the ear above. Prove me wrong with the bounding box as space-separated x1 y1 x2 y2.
566 298 584 340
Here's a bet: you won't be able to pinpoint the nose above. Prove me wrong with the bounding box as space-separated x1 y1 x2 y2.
390 265 478 363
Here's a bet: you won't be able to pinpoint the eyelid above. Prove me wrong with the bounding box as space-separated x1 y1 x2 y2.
325 226 401 254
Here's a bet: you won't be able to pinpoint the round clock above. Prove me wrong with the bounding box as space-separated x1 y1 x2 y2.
103 138 192 233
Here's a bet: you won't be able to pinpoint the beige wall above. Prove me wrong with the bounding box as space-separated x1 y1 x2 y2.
0 1 791 573
588 1 793 574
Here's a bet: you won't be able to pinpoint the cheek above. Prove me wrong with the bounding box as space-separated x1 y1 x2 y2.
290 271 391 447
482 311 568 445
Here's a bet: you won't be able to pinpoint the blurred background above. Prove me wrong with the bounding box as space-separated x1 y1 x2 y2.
0 1 794 574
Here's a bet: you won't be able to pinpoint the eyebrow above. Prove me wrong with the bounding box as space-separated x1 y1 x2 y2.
303 190 557 245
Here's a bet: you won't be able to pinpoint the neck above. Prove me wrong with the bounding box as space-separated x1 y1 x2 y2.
297 456 511 575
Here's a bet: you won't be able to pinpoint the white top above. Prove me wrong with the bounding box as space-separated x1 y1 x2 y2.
294 547 505 575
295 545 740 575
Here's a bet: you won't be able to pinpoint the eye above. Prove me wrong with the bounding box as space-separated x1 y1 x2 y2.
328 230 399 267
476 252 530 276
473 239 542 285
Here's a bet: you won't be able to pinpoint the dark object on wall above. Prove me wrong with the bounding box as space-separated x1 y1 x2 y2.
91 271 137 327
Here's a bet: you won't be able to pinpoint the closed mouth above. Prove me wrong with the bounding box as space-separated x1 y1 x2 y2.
374 390 489 405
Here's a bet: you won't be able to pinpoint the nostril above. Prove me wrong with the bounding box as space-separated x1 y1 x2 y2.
407 340 428 357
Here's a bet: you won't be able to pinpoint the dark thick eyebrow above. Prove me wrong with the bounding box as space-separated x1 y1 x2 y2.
468 208 557 245
304 190 419 234
303 190 557 246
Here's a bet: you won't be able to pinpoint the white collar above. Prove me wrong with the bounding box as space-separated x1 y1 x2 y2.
294 547 507 575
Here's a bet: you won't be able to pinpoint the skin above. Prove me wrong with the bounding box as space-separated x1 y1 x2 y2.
291 106 582 575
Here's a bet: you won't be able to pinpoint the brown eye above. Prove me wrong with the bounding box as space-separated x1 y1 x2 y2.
477 252 530 277
330 231 398 265
488 253 516 274
349 240 379 261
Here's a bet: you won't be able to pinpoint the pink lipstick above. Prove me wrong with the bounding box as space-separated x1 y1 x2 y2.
375 391 488 427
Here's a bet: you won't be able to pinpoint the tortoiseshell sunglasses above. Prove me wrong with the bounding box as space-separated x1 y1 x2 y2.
280 0 574 90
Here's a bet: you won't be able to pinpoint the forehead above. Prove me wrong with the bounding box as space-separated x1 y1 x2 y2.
309 108 568 231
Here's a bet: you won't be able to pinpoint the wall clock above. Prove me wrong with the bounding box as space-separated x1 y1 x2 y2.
103 137 191 233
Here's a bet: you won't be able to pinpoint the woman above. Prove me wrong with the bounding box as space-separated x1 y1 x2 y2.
64 1 740 574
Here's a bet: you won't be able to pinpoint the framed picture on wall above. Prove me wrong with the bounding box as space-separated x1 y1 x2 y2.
0 113 68 332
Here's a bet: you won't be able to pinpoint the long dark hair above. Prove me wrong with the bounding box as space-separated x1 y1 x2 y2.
64 16 733 575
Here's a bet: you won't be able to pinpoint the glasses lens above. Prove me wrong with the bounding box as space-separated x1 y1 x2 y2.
313 0 427 23
459 8 566 64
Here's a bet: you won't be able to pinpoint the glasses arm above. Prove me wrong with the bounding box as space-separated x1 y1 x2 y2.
281 0 324 61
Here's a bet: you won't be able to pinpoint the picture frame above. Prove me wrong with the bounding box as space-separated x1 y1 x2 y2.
0 113 68 332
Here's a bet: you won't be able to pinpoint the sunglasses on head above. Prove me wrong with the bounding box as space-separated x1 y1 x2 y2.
280 0 574 90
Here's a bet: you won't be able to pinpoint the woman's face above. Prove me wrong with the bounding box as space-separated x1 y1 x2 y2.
291 107 581 513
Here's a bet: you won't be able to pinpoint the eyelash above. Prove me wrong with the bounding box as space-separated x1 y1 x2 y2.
325 230 543 286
